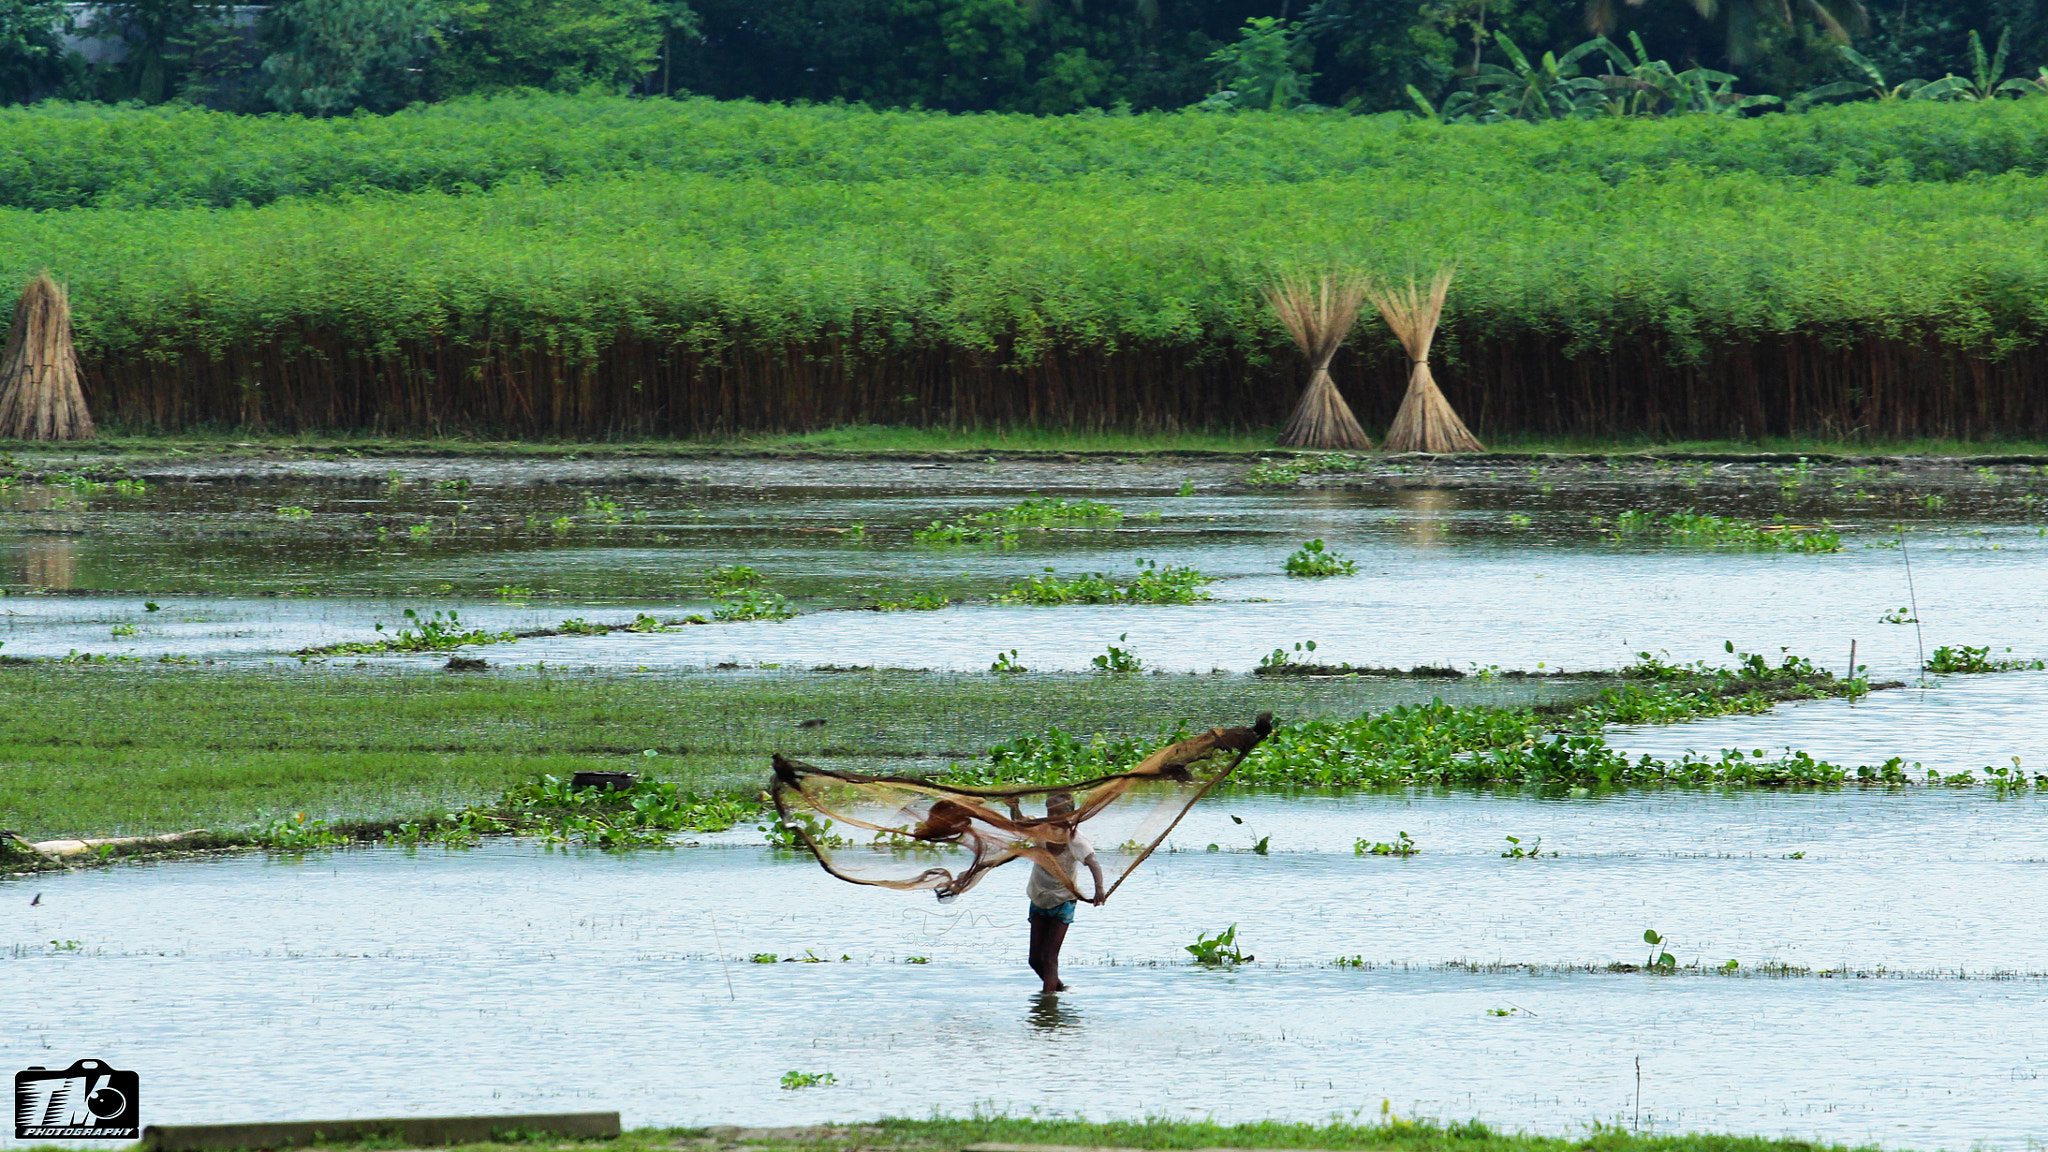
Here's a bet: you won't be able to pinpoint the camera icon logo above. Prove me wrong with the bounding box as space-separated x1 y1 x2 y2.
14 1060 140 1139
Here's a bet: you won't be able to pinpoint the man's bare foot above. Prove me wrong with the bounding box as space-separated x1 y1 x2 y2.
1042 981 1069 993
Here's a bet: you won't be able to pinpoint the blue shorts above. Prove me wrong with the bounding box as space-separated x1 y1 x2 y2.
1028 900 1077 924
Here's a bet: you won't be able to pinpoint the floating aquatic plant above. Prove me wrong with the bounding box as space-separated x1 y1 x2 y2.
1643 928 1678 971
1091 633 1143 675
714 589 796 621
1186 924 1252 967
914 494 1124 547
1283 539 1358 577
1355 831 1418 857
1927 644 2045 673
1000 559 1212 605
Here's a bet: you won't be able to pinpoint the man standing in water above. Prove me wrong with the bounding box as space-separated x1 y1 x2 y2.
1025 791 1105 994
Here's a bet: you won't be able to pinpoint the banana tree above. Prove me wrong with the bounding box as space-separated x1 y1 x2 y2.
1938 29 2048 100
1796 46 1970 105
1590 32 1779 116
1449 30 1609 122
1998 68 2048 98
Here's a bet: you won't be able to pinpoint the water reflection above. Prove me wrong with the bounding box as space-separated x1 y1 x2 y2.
1026 992 1082 1032
1393 487 1457 547
19 536 74 590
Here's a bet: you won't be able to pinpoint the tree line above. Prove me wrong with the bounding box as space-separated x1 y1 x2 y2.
0 0 2041 117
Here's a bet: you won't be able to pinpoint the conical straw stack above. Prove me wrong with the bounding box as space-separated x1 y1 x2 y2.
1366 268 1482 454
1266 272 1372 451
0 273 94 441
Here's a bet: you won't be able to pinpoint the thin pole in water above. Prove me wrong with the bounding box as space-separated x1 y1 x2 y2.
1900 528 1926 683
1634 1055 1642 1131
1846 639 1856 684
710 911 736 1001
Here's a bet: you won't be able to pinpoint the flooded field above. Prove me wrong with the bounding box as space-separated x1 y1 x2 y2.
10 800 2048 1149
0 455 2042 678
6 452 2048 1149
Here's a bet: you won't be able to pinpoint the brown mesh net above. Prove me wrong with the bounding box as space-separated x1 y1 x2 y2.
769 714 1273 903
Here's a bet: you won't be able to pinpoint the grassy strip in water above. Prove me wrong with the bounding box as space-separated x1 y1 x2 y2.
0 666 1534 839
16 1115 1895 1152
954 651 2025 792
298 611 708 655
0 649 2033 866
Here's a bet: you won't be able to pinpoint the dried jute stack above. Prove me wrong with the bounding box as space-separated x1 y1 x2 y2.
0 273 95 441
1266 272 1372 450
1367 268 1481 454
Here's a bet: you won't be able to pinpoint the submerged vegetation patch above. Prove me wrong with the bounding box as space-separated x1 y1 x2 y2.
1603 510 1843 552
914 495 1124 547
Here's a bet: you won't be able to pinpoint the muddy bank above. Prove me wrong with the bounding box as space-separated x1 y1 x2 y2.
5 449 2047 496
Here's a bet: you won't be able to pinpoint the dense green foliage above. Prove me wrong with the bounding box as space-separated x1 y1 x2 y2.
5 95 2048 439
8 94 2048 211
12 0 2044 117
260 0 443 114
7 110 2046 371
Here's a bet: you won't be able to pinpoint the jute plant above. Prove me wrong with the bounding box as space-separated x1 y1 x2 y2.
0 273 94 441
1266 272 1372 450
1366 268 1482 454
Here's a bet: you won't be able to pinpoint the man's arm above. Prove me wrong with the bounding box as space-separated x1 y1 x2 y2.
1085 854 1107 904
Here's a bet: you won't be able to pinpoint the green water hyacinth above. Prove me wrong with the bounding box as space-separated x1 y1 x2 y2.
1000 559 1212 605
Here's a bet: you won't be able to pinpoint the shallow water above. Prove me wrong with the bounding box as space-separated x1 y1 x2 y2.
1 460 2044 682
9 794 2048 1150
9 457 2048 1148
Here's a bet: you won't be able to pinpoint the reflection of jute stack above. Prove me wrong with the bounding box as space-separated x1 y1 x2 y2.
1367 268 1482 454
0 273 95 441
1266 272 1371 450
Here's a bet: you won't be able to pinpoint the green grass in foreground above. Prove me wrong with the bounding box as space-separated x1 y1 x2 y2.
14 426 2048 463
41 1115 1883 1152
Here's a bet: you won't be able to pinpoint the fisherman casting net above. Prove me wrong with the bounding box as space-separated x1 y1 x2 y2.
769 714 1274 903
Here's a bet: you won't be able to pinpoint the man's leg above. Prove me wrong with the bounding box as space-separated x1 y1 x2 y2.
1040 917 1071 992
1028 912 1052 981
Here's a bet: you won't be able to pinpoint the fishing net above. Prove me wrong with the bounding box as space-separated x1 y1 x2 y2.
769 713 1273 903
